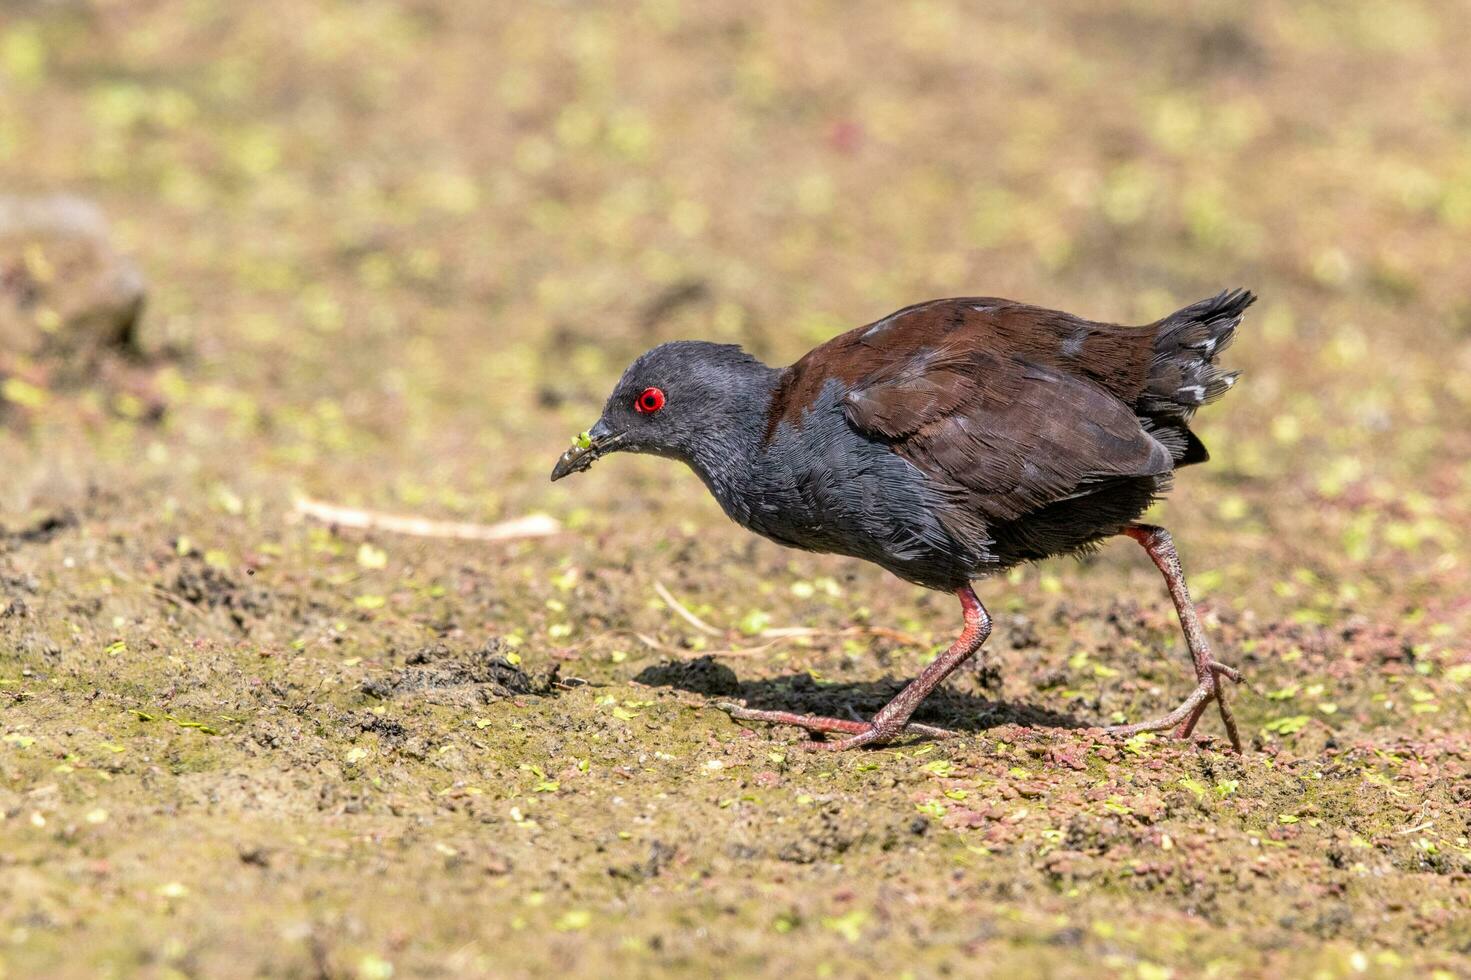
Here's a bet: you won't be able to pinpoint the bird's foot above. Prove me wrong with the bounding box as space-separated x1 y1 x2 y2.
1103 659 1244 753
714 702 954 750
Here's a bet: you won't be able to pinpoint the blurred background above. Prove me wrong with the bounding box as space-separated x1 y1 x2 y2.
2 2 1469 977
3 0 1467 546
3 0 1469 555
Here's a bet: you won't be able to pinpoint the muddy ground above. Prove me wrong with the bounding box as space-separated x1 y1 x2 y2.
1 2 1469 977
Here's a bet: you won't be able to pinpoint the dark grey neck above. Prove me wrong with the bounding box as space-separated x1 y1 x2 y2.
678 362 783 523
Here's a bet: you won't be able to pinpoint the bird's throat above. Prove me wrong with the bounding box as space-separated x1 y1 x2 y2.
677 367 782 526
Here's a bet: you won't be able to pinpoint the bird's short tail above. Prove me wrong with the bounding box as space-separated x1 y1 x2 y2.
1139 288 1254 420
1135 288 1253 467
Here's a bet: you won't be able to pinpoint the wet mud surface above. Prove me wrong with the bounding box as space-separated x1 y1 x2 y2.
2 2 1470 977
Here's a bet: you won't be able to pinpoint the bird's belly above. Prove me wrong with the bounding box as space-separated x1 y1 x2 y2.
741 495 976 590
730 403 988 589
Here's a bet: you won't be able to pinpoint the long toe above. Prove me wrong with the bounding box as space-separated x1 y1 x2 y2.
1104 660 1245 752
715 702 954 748
804 719 955 751
1199 659 1244 752
715 702 872 736
1211 671 1244 753
1104 681 1215 741
807 725 885 752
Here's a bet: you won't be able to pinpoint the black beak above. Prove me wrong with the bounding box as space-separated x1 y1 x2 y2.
550 419 622 482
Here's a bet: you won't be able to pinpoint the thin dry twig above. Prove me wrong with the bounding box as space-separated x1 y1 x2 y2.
294 498 561 542
649 583 924 648
625 627 920 662
652 581 723 636
757 625 921 645
694 644 780 658
107 562 212 624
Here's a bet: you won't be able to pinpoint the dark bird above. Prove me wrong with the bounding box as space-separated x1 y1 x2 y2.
552 290 1255 751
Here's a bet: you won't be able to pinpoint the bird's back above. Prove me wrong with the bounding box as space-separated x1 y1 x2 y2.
755 293 1250 587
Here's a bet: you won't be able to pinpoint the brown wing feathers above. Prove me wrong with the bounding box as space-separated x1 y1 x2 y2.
771 298 1174 532
856 356 1172 524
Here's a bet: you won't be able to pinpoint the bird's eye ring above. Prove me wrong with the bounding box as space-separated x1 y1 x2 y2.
635 387 666 414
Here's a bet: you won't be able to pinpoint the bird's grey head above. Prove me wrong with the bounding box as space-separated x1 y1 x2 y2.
550 341 777 482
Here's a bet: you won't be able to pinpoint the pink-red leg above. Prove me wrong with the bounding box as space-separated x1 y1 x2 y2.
1104 524 1244 752
719 586 992 750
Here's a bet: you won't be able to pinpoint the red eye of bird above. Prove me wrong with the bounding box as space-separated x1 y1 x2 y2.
635 386 666 414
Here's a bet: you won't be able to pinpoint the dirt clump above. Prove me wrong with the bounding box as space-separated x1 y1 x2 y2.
0 195 146 364
633 655 741 696
0 195 173 425
362 638 559 705
167 553 271 631
1 511 77 547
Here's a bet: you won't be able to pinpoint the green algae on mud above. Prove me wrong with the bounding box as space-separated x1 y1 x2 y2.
2 0 1471 977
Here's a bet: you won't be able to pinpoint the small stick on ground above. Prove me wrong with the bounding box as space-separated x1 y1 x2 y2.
652 581 723 636
757 625 922 645
294 498 561 542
